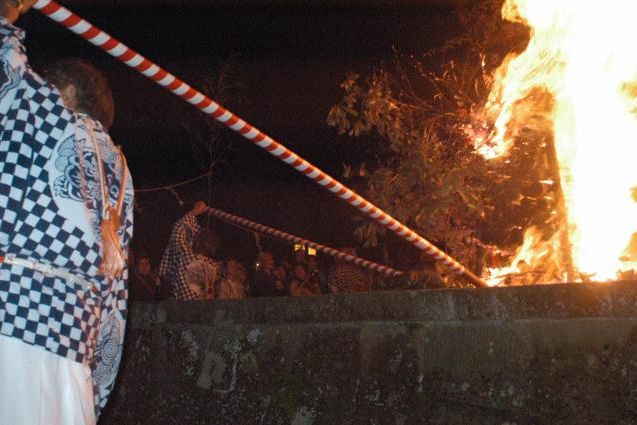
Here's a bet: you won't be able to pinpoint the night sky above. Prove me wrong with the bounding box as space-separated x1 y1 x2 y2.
16 2 461 265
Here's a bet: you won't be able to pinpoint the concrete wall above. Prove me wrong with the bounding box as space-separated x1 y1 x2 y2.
100 282 637 424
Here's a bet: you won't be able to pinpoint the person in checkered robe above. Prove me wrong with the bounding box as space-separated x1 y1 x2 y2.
0 5 133 424
327 247 371 293
159 201 209 300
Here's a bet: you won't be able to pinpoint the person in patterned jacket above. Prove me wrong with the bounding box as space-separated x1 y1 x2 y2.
327 247 371 293
159 200 209 300
0 3 134 424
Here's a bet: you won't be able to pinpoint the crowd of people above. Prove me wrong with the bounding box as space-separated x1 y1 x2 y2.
129 202 375 302
0 4 457 423
0 5 372 419
0 5 447 422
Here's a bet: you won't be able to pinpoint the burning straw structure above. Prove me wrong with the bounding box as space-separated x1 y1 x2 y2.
33 0 486 287
207 206 403 277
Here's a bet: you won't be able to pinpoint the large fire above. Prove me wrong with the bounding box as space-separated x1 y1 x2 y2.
477 0 637 285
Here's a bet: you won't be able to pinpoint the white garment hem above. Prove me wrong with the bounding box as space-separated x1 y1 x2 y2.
0 335 96 425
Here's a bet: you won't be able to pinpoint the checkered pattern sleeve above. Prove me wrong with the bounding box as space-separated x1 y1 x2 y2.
159 213 197 279
159 213 200 300
175 214 197 251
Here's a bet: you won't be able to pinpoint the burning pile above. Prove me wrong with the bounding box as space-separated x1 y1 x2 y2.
477 0 637 285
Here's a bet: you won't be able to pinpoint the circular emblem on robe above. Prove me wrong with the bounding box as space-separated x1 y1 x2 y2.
94 312 122 386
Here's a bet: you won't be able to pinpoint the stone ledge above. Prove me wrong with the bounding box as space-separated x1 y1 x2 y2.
129 281 637 329
102 281 637 424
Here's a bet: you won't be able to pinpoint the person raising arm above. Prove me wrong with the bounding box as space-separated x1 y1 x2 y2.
0 4 134 424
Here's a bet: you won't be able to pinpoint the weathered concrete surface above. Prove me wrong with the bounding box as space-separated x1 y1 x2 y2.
100 281 637 424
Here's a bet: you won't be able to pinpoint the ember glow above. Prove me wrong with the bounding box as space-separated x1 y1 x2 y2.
477 0 637 284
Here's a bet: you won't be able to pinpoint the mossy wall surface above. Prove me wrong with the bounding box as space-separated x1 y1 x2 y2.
100 282 637 424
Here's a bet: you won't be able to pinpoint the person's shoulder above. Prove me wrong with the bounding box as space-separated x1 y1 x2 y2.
0 20 63 104
0 21 67 121
177 211 198 226
76 114 113 143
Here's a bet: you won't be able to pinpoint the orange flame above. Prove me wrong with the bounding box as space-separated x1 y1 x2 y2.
479 0 637 283
485 227 562 286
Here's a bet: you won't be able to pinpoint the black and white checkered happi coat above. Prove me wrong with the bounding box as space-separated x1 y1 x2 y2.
0 19 134 417
159 213 200 300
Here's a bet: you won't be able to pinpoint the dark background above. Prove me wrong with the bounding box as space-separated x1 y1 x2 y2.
16 1 462 266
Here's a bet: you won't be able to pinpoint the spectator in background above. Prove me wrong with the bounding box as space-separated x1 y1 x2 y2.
130 256 160 301
328 247 371 293
271 264 289 296
218 259 247 299
294 249 307 266
185 228 222 300
289 263 320 296
159 201 208 300
250 251 276 297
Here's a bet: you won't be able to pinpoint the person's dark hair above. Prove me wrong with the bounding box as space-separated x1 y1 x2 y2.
193 228 219 258
43 58 115 128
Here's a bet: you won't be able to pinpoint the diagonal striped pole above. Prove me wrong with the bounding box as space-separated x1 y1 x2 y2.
33 0 487 287
207 206 403 277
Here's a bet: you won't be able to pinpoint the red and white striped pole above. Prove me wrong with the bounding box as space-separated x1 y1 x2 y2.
33 0 487 287
207 206 403 277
